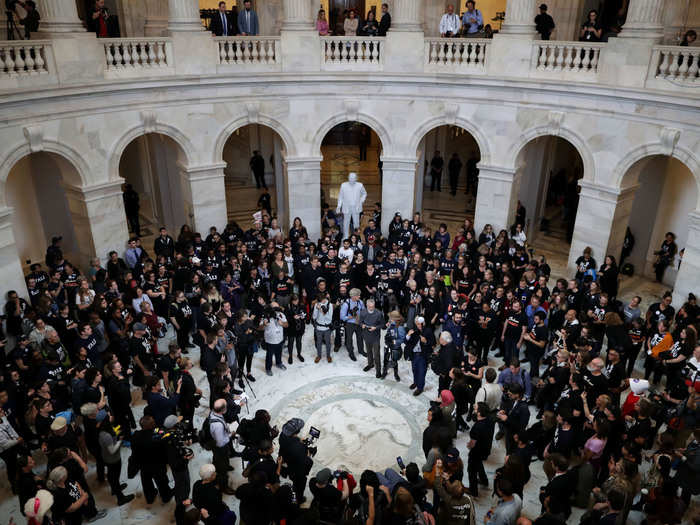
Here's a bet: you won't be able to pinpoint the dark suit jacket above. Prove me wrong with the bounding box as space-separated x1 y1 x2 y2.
378 13 391 36
540 471 575 518
210 10 236 36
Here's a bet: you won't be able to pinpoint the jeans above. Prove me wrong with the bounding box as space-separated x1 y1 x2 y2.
503 338 519 366
412 354 427 391
315 329 332 358
366 341 381 374
265 342 283 371
376 469 404 492
468 452 488 496
213 444 230 490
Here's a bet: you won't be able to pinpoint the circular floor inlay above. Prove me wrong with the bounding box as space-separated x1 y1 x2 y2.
269 376 427 472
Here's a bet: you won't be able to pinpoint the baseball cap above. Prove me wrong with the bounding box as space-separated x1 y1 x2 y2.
50 416 67 431
133 322 147 331
316 468 332 485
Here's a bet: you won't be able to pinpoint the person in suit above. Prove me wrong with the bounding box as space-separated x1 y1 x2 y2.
378 3 391 36
539 453 574 520
238 0 259 36
496 383 529 453
210 1 236 37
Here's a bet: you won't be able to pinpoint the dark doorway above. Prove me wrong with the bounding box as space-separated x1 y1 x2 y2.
329 0 367 34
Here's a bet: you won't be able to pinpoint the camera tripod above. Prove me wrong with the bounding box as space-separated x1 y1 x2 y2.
5 10 25 40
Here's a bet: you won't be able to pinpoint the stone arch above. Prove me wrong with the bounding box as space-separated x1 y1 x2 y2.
311 112 393 157
612 143 700 209
108 122 197 182
408 116 492 165
0 140 89 207
507 125 596 182
212 114 298 164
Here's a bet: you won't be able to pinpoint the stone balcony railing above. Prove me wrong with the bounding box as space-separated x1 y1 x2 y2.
1 31 699 97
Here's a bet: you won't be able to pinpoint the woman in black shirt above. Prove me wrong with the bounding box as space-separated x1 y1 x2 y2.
580 10 602 41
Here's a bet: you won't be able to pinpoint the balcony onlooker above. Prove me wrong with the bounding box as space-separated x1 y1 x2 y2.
360 10 379 37
535 3 555 41
462 0 483 38
238 0 258 36
316 9 330 36
210 1 236 37
344 9 359 36
87 0 116 38
378 3 391 36
439 4 461 38
580 9 602 42
680 30 696 46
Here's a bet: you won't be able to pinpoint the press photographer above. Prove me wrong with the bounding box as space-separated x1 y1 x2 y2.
285 294 306 365
340 288 364 361
130 415 173 505
312 292 334 363
279 418 314 504
6 0 39 39
160 415 194 525
261 301 288 376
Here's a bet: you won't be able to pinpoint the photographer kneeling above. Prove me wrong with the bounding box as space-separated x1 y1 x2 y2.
310 468 348 523
262 301 288 376
279 418 314 504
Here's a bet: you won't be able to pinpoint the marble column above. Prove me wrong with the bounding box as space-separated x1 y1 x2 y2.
282 0 314 30
145 0 169 37
285 157 322 241
0 207 29 299
62 181 130 267
673 212 700 306
566 181 636 276
381 157 418 234
500 0 537 36
36 0 86 34
168 0 202 32
183 164 229 233
273 136 287 228
619 0 665 42
392 0 422 32
474 166 517 234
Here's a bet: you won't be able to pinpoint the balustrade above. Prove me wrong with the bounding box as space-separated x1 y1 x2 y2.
424 38 490 71
651 45 700 83
103 38 171 70
532 41 603 75
0 41 51 76
216 37 280 65
321 37 383 70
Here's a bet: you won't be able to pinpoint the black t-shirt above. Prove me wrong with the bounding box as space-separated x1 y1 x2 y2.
169 300 192 325
477 310 497 334
549 425 576 457
504 312 527 341
647 303 675 325
526 324 549 354
469 417 494 459
51 480 83 525
129 336 153 369
582 371 608 402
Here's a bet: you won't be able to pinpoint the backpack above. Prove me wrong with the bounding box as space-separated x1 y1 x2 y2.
198 416 218 451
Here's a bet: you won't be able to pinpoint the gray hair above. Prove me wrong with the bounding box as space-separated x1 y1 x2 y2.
46 466 68 490
199 463 216 480
80 403 98 418
439 331 453 344
366 298 375 307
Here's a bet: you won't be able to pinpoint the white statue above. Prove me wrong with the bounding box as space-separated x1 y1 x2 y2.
336 172 367 240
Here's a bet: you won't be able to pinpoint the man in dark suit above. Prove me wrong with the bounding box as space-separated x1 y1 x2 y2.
496 383 529 453
210 1 236 36
539 453 575 520
378 3 391 36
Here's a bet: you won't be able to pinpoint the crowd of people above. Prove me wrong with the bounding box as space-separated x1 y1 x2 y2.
1 193 699 525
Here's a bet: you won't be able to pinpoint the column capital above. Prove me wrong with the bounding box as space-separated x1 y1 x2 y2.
168 0 202 32
181 163 227 181
37 0 86 35
391 0 423 32
381 157 418 171
477 165 516 182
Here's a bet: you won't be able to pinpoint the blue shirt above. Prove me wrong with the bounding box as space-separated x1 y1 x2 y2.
462 9 483 34
497 367 532 398
340 298 364 325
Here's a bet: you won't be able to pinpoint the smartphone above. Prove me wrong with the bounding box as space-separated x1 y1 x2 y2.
309 426 321 439
397 456 405 469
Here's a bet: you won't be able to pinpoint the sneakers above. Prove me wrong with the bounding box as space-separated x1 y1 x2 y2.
363 365 374 372
276 363 287 371
87 510 108 522
246 374 256 382
315 356 321 363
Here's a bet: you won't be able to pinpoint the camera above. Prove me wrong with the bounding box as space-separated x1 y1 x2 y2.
262 306 283 322
302 426 321 457
319 303 329 315
156 421 197 460
349 305 359 316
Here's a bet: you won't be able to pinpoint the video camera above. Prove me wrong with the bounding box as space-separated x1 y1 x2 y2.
302 426 321 457
155 420 197 460
262 305 283 322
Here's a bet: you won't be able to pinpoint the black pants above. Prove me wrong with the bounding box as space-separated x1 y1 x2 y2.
287 333 303 357
439 374 452 392
344 323 363 356
237 349 253 375
468 452 488 496
655 258 670 282
0 444 23 492
265 342 283 371
176 325 191 350
254 171 267 189
172 467 191 525
87 444 106 482
291 473 307 502
141 464 172 503
213 444 231 490
449 172 459 194
126 211 140 236
625 346 641 377
430 172 442 191
106 460 125 498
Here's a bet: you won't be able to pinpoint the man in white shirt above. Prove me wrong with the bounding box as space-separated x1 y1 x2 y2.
439 4 461 37
474 367 502 413
262 302 288 375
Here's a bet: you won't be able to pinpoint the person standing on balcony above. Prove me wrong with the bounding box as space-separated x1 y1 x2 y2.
250 151 267 190
430 151 444 193
344 9 359 36
680 30 696 46
378 3 391 37
317 9 330 36
448 153 462 196
579 9 602 42
462 0 483 37
439 4 461 38
87 0 110 38
535 4 555 41
238 0 259 36
210 1 236 37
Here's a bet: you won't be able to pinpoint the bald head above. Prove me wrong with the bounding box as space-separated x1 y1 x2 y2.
214 399 227 413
